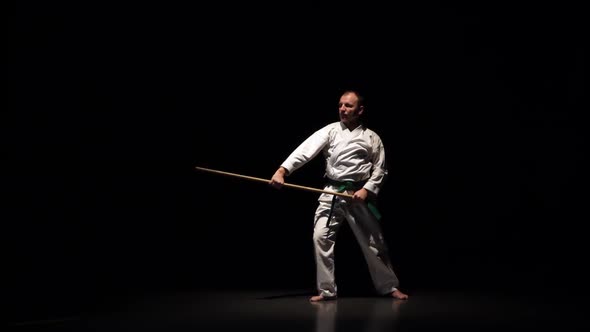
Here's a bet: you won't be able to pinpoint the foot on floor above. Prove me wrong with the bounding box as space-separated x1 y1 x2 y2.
310 295 337 302
391 289 409 300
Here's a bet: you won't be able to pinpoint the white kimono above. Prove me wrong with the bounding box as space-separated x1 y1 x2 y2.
281 122 400 298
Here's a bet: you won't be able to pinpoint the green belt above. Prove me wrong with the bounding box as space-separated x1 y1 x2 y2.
332 181 382 220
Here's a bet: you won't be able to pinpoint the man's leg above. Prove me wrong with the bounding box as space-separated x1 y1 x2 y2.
347 203 408 300
311 201 344 301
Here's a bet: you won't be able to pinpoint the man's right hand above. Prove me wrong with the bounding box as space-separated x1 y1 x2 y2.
269 167 288 189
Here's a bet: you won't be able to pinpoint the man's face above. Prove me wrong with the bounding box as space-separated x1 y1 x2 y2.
338 93 363 126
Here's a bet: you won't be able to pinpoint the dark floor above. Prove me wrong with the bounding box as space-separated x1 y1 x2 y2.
10 288 588 331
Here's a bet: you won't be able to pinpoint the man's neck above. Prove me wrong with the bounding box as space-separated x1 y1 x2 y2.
343 121 362 131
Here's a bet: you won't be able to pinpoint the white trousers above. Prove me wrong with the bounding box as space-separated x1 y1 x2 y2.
313 195 400 298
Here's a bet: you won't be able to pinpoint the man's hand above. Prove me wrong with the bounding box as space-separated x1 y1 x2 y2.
352 188 377 202
269 167 288 189
352 188 369 202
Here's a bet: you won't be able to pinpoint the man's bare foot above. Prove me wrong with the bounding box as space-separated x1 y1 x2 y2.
391 289 409 300
310 295 337 302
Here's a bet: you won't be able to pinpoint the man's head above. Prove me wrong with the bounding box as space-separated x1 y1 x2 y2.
338 90 364 130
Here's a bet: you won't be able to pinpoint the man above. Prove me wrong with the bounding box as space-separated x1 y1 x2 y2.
269 90 409 302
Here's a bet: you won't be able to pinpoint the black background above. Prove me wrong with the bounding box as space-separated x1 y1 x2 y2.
11 1 588 319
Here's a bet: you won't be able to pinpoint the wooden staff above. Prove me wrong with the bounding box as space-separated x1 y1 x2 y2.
195 166 353 198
